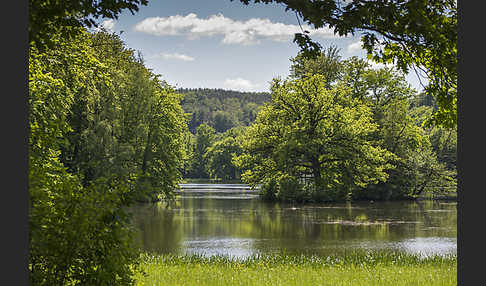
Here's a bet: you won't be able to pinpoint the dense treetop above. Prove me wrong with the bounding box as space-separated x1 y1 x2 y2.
29 5 187 281
232 0 457 128
235 50 456 202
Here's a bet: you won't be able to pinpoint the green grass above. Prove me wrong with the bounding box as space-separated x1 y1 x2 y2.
134 251 457 286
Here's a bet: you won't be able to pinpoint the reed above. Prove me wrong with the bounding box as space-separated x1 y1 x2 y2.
134 250 457 286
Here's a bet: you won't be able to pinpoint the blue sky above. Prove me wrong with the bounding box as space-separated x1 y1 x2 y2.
99 0 423 93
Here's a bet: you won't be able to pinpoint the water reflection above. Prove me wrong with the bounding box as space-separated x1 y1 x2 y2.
183 238 256 258
129 184 457 258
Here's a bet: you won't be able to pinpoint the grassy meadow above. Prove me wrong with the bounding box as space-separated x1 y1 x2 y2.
134 251 457 286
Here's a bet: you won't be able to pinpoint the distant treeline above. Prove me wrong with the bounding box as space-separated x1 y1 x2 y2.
177 88 271 133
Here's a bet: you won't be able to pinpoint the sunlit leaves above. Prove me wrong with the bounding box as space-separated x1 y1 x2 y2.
29 0 148 50
234 0 457 128
29 28 188 285
235 74 394 201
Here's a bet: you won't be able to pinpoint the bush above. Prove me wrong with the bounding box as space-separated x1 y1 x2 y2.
29 161 140 285
276 175 307 202
259 178 278 201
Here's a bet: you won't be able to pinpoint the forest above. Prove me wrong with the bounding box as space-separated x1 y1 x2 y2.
181 49 456 202
178 88 271 133
235 48 457 202
29 27 188 284
28 25 457 286
28 0 456 285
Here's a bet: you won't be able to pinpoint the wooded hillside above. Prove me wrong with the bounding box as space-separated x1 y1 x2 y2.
178 88 271 133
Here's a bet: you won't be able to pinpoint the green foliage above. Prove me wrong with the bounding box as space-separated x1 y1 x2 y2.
258 177 278 201
348 64 428 200
289 45 342 87
185 123 217 178
28 2 149 281
408 94 457 197
29 0 148 50
274 174 308 202
139 250 456 269
234 0 457 128
338 56 456 200
29 31 140 285
212 110 235 133
341 54 456 199
178 88 271 133
205 127 245 181
29 164 140 285
56 31 187 201
235 74 394 202
181 129 196 178
292 32 323 59
29 26 187 285
237 50 456 202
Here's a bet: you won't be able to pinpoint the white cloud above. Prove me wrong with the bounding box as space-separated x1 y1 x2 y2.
347 41 363 53
100 19 116 32
134 13 339 45
223 78 259 91
153 52 195 61
368 60 394 70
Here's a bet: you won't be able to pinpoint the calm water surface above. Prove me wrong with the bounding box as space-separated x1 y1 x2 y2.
130 184 457 258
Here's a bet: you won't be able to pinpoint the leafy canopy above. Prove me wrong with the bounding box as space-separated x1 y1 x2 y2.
235 74 394 202
233 0 457 128
29 0 148 50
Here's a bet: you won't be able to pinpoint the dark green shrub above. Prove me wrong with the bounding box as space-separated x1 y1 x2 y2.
277 175 306 202
259 178 277 201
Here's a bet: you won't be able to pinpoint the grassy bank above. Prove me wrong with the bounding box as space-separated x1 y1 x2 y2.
134 251 457 286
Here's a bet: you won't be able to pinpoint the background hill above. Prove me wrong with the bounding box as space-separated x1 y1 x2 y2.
178 88 271 133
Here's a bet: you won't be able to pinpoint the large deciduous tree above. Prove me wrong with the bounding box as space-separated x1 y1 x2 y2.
235 74 394 202
338 57 456 199
59 31 187 202
29 28 141 285
238 49 456 202
205 127 245 181
29 0 188 282
233 0 457 128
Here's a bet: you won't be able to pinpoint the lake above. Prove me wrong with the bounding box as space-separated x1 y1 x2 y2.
130 183 457 258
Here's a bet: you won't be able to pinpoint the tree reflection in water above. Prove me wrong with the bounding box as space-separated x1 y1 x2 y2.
130 185 457 258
